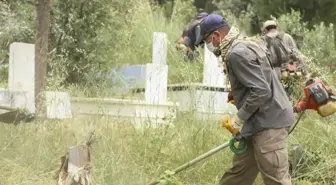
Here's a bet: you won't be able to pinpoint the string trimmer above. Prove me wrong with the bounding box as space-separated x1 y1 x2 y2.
148 78 336 185
147 135 247 185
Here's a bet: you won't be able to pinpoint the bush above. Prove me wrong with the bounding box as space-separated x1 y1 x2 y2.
0 2 35 65
46 0 204 93
0 66 8 84
107 0 203 84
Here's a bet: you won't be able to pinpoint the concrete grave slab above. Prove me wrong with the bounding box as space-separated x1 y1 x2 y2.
0 88 72 119
46 91 72 119
70 97 178 127
168 83 236 120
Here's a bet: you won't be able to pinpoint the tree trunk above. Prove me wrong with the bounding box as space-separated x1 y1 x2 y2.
35 0 51 117
334 26 336 50
334 4 336 49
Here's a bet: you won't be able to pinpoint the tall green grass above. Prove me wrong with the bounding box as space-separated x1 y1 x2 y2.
1 113 336 185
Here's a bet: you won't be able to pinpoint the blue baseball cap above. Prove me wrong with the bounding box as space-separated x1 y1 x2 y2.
194 13 229 46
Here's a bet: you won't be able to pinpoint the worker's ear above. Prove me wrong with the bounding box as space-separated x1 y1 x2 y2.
212 30 221 38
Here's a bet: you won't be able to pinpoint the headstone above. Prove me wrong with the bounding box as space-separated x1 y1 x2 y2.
46 91 72 119
152 32 167 65
6 42 72 119
203 45 226 87
145 32 168 104
8 42 35 92
145 63 168 104
8 42 36 113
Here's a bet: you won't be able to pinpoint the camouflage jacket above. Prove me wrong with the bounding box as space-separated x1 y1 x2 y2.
220 35 295 136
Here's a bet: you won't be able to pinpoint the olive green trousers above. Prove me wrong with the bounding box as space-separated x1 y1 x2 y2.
219 128 292 185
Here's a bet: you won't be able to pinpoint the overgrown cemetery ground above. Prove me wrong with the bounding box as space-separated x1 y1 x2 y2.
1 109 336 185
1 35 336 185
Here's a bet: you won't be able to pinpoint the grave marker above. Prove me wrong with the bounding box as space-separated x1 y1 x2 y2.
6 42 72 119
9 42 35 92
203 45 226 87
145 32 169 104
152 32 167 65
145 63 168 104
8 42 35 113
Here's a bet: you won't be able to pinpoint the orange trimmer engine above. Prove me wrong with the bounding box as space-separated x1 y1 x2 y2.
294 79 336 117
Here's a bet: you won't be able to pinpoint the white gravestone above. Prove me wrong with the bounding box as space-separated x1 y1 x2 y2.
152 32 167 65
145 32 169 105
203 45 226 87
7 42 72 119
145 64 168 104
9 42 35 92
8 42 35 113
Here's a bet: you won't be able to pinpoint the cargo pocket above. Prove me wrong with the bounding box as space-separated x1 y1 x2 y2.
258 140 288 175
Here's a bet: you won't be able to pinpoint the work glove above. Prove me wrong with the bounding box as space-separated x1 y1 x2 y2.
221 114 244 135
176 43 188 52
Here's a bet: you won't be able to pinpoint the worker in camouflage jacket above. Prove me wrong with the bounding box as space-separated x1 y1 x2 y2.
261 20 309 81
261 20 310 99
191 13 295 185
175 12 209 61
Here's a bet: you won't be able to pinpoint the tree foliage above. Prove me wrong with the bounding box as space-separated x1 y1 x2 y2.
49 0 112 84
0 0 335 87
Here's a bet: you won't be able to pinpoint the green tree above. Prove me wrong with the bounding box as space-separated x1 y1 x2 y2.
193 0 216 12
250 0 336 29
0 1 35 64
49 0 113 84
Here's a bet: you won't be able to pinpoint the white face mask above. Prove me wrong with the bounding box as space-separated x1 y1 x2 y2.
206 35 217 52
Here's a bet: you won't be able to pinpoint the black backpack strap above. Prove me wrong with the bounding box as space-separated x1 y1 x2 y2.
275 32 292 53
